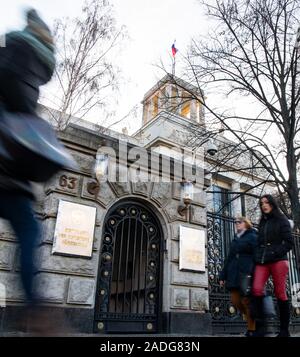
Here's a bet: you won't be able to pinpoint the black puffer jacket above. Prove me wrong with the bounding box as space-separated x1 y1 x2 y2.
255 213 293 264
0 34 54 198
219 228 257 291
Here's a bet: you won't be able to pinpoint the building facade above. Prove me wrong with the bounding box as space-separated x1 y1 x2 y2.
0 75 299 335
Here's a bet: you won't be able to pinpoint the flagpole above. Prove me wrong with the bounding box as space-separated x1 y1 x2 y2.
171 41 177 76
172 56 175 76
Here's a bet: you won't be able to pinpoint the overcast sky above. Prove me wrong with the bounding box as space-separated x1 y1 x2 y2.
0 0 209 133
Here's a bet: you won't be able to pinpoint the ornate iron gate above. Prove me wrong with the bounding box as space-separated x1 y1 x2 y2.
287 232 300 332
94 200 163 333
207 212 244 334
207 212 300 335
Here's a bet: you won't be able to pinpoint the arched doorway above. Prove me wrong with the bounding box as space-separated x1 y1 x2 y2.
94 199 164 333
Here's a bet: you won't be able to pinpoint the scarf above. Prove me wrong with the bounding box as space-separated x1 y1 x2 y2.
236 229 246 238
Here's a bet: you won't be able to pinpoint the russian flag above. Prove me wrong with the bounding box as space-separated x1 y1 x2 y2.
172 43 178 57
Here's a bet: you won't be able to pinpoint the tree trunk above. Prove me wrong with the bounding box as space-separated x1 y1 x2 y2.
286 151 300 231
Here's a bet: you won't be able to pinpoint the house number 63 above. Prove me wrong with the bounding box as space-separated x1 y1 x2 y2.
59 175 78 190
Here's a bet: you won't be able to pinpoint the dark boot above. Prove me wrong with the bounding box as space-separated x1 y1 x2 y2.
276 299 290 337
250 296 266 337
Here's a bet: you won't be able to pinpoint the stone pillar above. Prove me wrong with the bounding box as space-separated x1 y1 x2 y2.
190 100 197 121
165 84 173 112
198 102 205 127
176 87 182 115
142 101 149 126
148 98 154 121
161 182 212 335
158 86 167 112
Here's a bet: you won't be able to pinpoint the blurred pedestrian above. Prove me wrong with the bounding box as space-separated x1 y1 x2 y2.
0 8 55 331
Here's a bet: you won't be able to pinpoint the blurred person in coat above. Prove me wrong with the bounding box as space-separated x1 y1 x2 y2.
0 9 55 332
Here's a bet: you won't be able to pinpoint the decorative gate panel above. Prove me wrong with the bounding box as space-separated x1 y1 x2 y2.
94 201 163 333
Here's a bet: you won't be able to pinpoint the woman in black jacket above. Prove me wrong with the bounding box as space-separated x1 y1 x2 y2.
219 217 257 337
252 194 294 337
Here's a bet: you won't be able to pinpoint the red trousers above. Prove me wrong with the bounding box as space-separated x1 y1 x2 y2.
252 260 289 301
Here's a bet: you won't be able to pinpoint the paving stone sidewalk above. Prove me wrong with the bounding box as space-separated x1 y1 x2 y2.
1 331 300 337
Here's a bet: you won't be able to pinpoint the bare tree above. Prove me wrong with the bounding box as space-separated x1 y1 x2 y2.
43 0 126 130
157 0 300 229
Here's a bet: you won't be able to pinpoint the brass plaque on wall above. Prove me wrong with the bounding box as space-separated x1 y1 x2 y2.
179 225 206 272
52 200 96 258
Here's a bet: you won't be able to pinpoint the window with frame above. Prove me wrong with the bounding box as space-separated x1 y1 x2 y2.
212 185 233 217
180 101 191 119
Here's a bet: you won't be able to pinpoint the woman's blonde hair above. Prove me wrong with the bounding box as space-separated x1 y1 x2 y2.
236 216 253 230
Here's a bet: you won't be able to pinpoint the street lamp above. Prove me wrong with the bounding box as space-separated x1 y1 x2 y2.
87 151 109 196
94 153 109 182
176 135 219 217
178 179 194 217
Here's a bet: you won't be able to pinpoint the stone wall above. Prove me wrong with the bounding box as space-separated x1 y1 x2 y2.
0 124 210 333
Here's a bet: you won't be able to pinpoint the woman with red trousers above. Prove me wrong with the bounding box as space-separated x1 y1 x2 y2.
252 195 294 337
